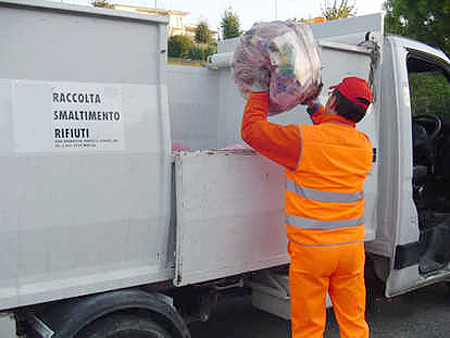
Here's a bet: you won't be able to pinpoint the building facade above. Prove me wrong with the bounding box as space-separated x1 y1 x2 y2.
112 4 216 39
113 4 190 36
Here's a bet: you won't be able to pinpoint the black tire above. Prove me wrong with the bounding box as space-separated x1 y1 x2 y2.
76 313 173 338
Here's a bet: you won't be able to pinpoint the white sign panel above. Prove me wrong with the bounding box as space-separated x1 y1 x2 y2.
13 80 124 152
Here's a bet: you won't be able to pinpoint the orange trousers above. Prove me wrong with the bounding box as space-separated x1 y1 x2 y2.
288 241 369 338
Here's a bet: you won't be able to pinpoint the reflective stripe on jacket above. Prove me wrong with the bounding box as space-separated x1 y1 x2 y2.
285 122 372 247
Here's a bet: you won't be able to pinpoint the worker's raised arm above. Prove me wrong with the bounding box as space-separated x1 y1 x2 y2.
241 92 301 171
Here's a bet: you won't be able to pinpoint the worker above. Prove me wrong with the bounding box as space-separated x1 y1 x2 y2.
241 71 373 338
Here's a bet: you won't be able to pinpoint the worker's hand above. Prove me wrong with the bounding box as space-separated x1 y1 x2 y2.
305 99 321 115
302 83 323 114
251 66 271 92
303 98 320 109
302 83 323 105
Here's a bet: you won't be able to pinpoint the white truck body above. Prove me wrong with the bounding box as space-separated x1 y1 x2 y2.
1 0 450 337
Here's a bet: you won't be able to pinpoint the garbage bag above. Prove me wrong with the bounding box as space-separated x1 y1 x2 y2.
233 21 322 115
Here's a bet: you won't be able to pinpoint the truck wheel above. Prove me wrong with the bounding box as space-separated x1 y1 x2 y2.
76 313 173 338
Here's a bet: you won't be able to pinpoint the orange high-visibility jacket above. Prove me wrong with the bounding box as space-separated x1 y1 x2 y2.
241 92 373 247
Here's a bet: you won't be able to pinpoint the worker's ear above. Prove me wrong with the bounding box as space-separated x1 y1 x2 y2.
330 95 337 108
326 95 338 114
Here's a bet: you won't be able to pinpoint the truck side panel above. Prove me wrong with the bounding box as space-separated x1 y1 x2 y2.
0 1 173 311
174 151 287 287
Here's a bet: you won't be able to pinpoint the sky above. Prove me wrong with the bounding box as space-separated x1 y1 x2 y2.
59 0 386 31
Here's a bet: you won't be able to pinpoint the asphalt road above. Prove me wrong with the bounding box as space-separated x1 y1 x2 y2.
189 282 450 338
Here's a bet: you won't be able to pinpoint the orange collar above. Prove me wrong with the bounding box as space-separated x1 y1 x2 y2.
320 114 356 128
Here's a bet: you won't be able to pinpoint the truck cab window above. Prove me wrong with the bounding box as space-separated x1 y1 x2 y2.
407 54 450 275
409 67 450 120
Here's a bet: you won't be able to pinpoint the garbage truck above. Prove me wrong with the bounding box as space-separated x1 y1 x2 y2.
1 0 450 337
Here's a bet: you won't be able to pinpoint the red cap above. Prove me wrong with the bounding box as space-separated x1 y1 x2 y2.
330 77 372 110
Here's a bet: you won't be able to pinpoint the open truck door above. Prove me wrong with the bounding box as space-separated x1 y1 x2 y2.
371 35 450 298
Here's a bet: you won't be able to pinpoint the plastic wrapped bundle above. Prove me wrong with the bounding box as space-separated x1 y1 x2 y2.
233 21 322 115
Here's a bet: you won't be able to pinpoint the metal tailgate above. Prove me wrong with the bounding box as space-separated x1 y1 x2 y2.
174 150 288 287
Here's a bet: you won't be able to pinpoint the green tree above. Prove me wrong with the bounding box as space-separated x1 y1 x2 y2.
409 72 450 118
384 0 450 57
321 0 357 20
206 43 217 58
251 20 263 28
220 7 242 39
91 0 113 8
168 35 194 59
188 46 205 60
187 44 217 61
195 21 212 44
